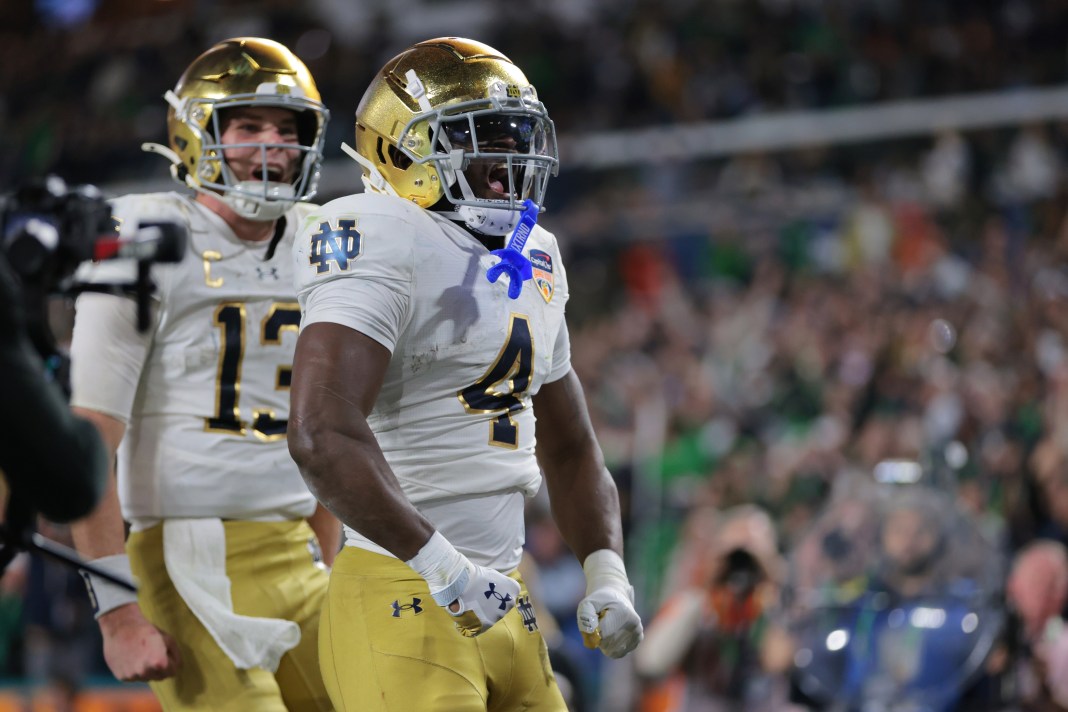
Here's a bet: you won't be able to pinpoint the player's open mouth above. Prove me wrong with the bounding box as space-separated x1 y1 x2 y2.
487 165 511 196
252 167 286 182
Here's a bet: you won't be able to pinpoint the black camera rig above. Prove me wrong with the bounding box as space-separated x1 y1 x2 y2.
0 175 187 589
2 175 186 352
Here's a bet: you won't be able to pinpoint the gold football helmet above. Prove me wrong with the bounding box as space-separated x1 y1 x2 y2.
351 37 558 234
144 37 329 220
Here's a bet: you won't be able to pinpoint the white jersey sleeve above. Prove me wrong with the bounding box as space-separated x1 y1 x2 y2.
294 198 419 351
70 192 175 421
547 251 572 382
69 293 154 423
548 318 572 383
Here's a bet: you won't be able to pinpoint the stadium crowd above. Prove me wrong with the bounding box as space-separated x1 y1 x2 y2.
526 118 1068 709
3 0 1068 710
2 0 1068 188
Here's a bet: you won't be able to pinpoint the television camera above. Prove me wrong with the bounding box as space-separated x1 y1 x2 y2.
0 175 187 588
2 175 186 354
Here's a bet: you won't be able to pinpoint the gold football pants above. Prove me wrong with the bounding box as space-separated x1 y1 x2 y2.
128 519 332 711
320 546 568 712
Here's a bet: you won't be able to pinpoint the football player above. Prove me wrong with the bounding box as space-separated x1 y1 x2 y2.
288 37 643 711
67 38 338 711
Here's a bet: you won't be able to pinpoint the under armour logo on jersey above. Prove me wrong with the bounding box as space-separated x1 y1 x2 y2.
391 598 423 617
256 266 280 281
517 596 538 633
484 582 513 611
308 219 362 274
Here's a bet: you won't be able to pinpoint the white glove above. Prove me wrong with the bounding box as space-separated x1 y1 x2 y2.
406 531 520 637
577 549 644 658
446 561 521 637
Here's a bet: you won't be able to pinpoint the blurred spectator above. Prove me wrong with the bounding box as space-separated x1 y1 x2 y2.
526 506 589 631
784 482 1008 711
1006 539 1068 710
21 523 105 711
525 503 601 712
1007 540 1068 645
922 130 970 210
635 505 797 712
997 125 1061 204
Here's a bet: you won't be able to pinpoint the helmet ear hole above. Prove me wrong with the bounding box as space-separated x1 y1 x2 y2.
296 111 319 148
387 144 413 170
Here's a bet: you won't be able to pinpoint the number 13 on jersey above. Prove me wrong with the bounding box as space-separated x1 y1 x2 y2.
206 301 301 441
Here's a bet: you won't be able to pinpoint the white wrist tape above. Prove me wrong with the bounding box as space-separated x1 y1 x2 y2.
79 553 139 619
579 549 643 657
405 531 471 607
583 549 633 598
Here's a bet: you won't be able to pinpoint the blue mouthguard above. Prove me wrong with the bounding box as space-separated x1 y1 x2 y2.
486 199 539 300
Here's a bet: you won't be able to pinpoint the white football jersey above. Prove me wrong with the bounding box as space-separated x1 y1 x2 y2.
70 192 319 526
293 193 572 566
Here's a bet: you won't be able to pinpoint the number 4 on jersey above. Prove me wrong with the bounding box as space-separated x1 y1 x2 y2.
458 314 534 449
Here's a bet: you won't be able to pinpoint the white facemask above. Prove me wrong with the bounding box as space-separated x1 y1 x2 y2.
454 204 522 236
218 180 296 221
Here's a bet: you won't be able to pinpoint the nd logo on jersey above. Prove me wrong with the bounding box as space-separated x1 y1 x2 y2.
309 219 362 273
529 249 553 303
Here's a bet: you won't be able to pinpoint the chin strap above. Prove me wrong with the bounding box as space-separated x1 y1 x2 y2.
142 141 187 183
142 141 182 166
404 69 434 113
341 142 399 198
486 199 539 299
143 140 212 196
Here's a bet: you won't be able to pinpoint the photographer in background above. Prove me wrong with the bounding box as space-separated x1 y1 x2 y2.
0 195 107 528
635 505 798 712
